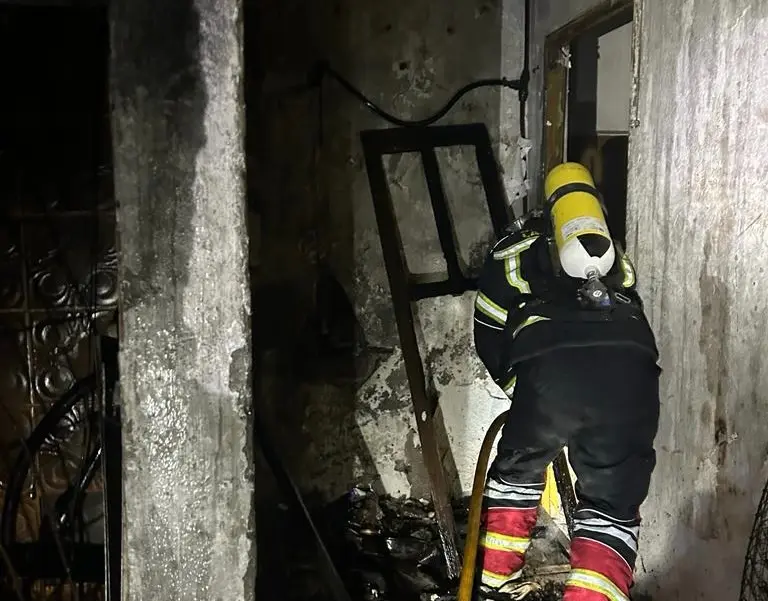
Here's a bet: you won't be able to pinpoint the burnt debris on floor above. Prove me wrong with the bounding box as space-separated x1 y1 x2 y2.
329 486 468 600
261 485 569 601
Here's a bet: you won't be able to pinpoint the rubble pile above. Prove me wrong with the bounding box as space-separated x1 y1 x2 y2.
261 485 567 600
323 486 565 601
329 486 468 600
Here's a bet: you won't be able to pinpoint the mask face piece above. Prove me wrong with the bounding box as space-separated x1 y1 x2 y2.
544 163 615 280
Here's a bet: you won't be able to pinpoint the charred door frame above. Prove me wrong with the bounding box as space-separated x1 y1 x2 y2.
542 0 633 176
541 0 634 535
361 123 510 578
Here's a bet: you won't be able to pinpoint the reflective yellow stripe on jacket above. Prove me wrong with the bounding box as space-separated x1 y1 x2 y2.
475 292 508 326
501 375 517 396
492 235 539 260
617 247 636 288
494 236 537 295
505 254 531 294
512 315 551 338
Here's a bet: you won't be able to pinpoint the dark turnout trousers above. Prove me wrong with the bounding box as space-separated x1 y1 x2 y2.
478 346 660 601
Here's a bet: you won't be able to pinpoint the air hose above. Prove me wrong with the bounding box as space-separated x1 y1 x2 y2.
457 410 509 601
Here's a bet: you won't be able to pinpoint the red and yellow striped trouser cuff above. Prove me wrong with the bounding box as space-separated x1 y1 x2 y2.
480 531 532 554
564 568 630 601
481 568 523 589
479 532 531 589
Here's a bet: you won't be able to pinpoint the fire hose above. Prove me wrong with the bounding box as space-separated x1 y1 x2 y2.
457 410 509 601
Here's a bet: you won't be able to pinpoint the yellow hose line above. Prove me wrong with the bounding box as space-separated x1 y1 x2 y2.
457 410 509 601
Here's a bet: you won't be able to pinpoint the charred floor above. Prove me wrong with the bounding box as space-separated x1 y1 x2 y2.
257 486 569 601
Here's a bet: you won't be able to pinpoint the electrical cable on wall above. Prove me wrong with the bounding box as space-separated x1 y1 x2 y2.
311 60 526 129
294 0 532 281
312 0 531 128
309 0 532 208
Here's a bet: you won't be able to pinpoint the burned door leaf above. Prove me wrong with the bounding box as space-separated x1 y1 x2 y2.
360 123 511 579
361 122 583 575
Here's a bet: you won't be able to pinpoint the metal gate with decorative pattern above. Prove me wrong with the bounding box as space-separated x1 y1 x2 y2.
0 5 114 598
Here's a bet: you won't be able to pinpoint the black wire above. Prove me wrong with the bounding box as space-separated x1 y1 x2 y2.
313 0 532 132
519 0 531 140
313 0 533 208
319 62 523 129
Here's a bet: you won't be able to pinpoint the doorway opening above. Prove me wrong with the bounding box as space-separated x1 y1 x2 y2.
542 0 633 246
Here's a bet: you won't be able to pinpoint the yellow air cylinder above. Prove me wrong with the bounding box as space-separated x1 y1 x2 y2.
544 162 615 279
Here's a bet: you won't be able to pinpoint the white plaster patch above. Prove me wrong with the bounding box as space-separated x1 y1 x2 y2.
357 411 421 498
499 135 532 216
358 347 407 412
354 292 510 496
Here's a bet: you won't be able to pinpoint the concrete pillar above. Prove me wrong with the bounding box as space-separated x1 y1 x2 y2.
627 0 768 598
110 0 255 599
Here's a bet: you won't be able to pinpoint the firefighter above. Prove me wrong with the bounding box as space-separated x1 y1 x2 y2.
472 162 660 600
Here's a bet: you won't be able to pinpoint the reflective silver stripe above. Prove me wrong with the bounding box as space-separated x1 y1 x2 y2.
475 292 508 325
575 514 640 536
492 236 538 259
485 480 544 502
566 569 629 601
574 518 639 553
573 527 638 555
575 517 639 541
488 477 545 491
474 316 504 331
485 488 542 502
576 508 639 525
512 315 550 338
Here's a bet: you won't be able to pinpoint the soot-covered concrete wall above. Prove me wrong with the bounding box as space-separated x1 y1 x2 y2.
113 0 255 598
627 0 768 598
250 0 528 501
